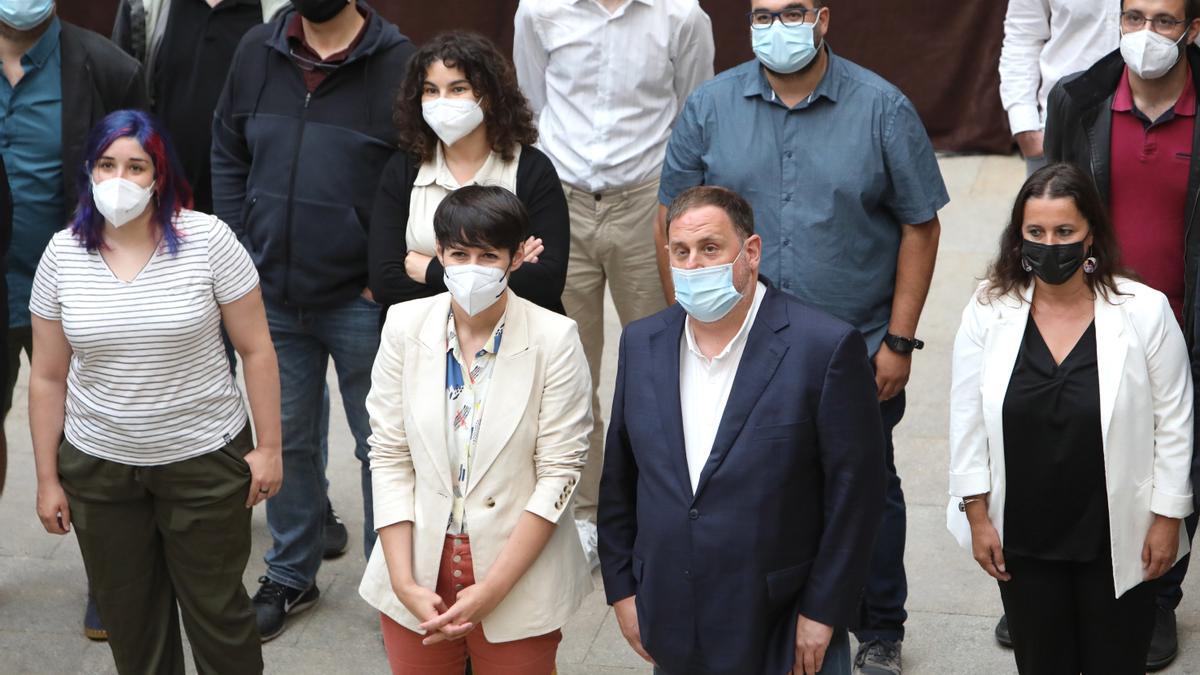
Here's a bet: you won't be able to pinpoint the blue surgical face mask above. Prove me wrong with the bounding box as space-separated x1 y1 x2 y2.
751 9 823 75
671 248 746 323
0 0 54 31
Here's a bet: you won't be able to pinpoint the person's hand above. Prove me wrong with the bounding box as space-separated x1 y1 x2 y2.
970 515 1011 581
36 479 71 534
405 251 432 284
788 614 833 675
1143 515 1182 580
1014 130 1045 160
243 445 282 508
614 596 655 664
520 236 544 264
393 579 449 624
872 342 911 401
418 579 508 645
361 287 375 302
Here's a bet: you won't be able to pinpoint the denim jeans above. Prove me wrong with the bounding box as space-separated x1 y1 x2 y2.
262 295 380 591
650 629 851 675
854 391 908 643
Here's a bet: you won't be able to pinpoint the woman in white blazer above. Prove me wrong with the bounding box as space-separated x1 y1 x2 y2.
947 163 1193 673
359 186 593 674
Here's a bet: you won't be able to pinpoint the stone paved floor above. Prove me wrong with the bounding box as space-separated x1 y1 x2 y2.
3 155 1200 673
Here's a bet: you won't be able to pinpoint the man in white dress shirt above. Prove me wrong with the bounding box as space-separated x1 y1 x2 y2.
999 0 1120 175
513 0 715 567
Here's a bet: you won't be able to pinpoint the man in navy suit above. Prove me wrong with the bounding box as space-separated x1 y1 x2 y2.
598 186 886 675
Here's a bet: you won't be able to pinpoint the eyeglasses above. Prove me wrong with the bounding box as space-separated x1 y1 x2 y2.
747 8 820 30
1120 10 1189 35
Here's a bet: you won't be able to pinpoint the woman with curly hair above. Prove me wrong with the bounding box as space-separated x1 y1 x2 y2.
368 31 569 317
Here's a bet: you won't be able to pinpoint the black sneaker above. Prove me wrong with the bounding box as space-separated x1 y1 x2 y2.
994 614 1013 648
854 639 902 675
252 576 319 642
1147 606 1178 671
83 593 107 641
323 501 349 560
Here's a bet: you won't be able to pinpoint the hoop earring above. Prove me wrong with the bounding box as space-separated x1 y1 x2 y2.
1083 256 1097 274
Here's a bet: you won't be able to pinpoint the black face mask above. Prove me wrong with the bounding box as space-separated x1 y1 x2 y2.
1021 240 1086 285
291 0 349 23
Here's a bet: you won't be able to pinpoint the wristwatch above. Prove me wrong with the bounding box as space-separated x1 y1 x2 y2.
883 333 924 354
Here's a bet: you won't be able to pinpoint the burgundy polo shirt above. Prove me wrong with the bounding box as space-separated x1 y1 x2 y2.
286 6 371 92
1109 66 1195 324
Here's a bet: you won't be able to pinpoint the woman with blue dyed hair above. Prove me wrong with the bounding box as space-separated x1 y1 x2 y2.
27 109 281 675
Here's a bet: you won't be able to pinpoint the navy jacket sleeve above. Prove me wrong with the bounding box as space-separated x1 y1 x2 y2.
367 151 435 308
598 330 639 604
210 34 253 237
422 146 569 313
798 328 886 627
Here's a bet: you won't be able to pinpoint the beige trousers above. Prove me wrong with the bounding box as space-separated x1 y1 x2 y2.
562 178 667 522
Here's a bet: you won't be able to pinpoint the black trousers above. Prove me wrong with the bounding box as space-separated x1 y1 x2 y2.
998 550 1157 675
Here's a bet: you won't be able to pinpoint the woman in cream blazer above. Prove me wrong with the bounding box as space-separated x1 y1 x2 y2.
947 163 1192 673
360 186 592 674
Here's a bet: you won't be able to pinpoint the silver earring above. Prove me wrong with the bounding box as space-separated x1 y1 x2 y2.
1083 256 1097 274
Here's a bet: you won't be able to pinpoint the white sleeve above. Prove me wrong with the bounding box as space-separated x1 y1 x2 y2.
948 293 991 497
513 1 550 115
1144 294 1194 518
671 4 715 115
999 0 1052 135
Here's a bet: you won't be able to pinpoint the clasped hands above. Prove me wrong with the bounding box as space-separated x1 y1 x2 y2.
393 578 506 645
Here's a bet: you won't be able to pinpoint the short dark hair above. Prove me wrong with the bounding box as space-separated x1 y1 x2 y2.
394 32 537 163
985 162 1127 301
433 185 529 257
1121 0 1200 22
665 186 755 240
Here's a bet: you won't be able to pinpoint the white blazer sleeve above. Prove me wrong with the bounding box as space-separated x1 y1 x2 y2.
1144 294 1194 518
366 308 417 530
999 0 1052 135
948 292 992 497
524 322 592 524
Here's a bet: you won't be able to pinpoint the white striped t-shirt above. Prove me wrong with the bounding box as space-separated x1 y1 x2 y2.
29 210 260 466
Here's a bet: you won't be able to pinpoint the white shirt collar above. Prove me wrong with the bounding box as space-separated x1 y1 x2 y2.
683 281 767 365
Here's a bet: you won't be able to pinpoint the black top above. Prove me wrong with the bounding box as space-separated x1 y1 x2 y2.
154 0 262 214
367 145 569 317
1002 317 1109 561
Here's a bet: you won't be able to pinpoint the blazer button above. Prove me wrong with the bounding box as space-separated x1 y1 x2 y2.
555 500 564 509
688 509 699 520
485 498 496 508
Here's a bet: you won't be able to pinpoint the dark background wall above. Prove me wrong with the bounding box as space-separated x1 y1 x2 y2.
58 0 1012 153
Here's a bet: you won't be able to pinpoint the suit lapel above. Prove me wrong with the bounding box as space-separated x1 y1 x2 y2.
981 289 1030 433
692 290 788 504
467 293 535 493
1094 292 1127 447
407 295 454 493
650 308 692 500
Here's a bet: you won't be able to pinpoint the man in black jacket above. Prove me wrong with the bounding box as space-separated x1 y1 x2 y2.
212 0 414 641
1043 0 1200 668
0 1 146 642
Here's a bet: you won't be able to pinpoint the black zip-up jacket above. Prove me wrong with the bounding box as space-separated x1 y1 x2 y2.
211 4 414 308
1045 46 1200 342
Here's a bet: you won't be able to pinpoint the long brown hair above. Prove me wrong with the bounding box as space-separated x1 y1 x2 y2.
985 162 1127 301
393 32 537 163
